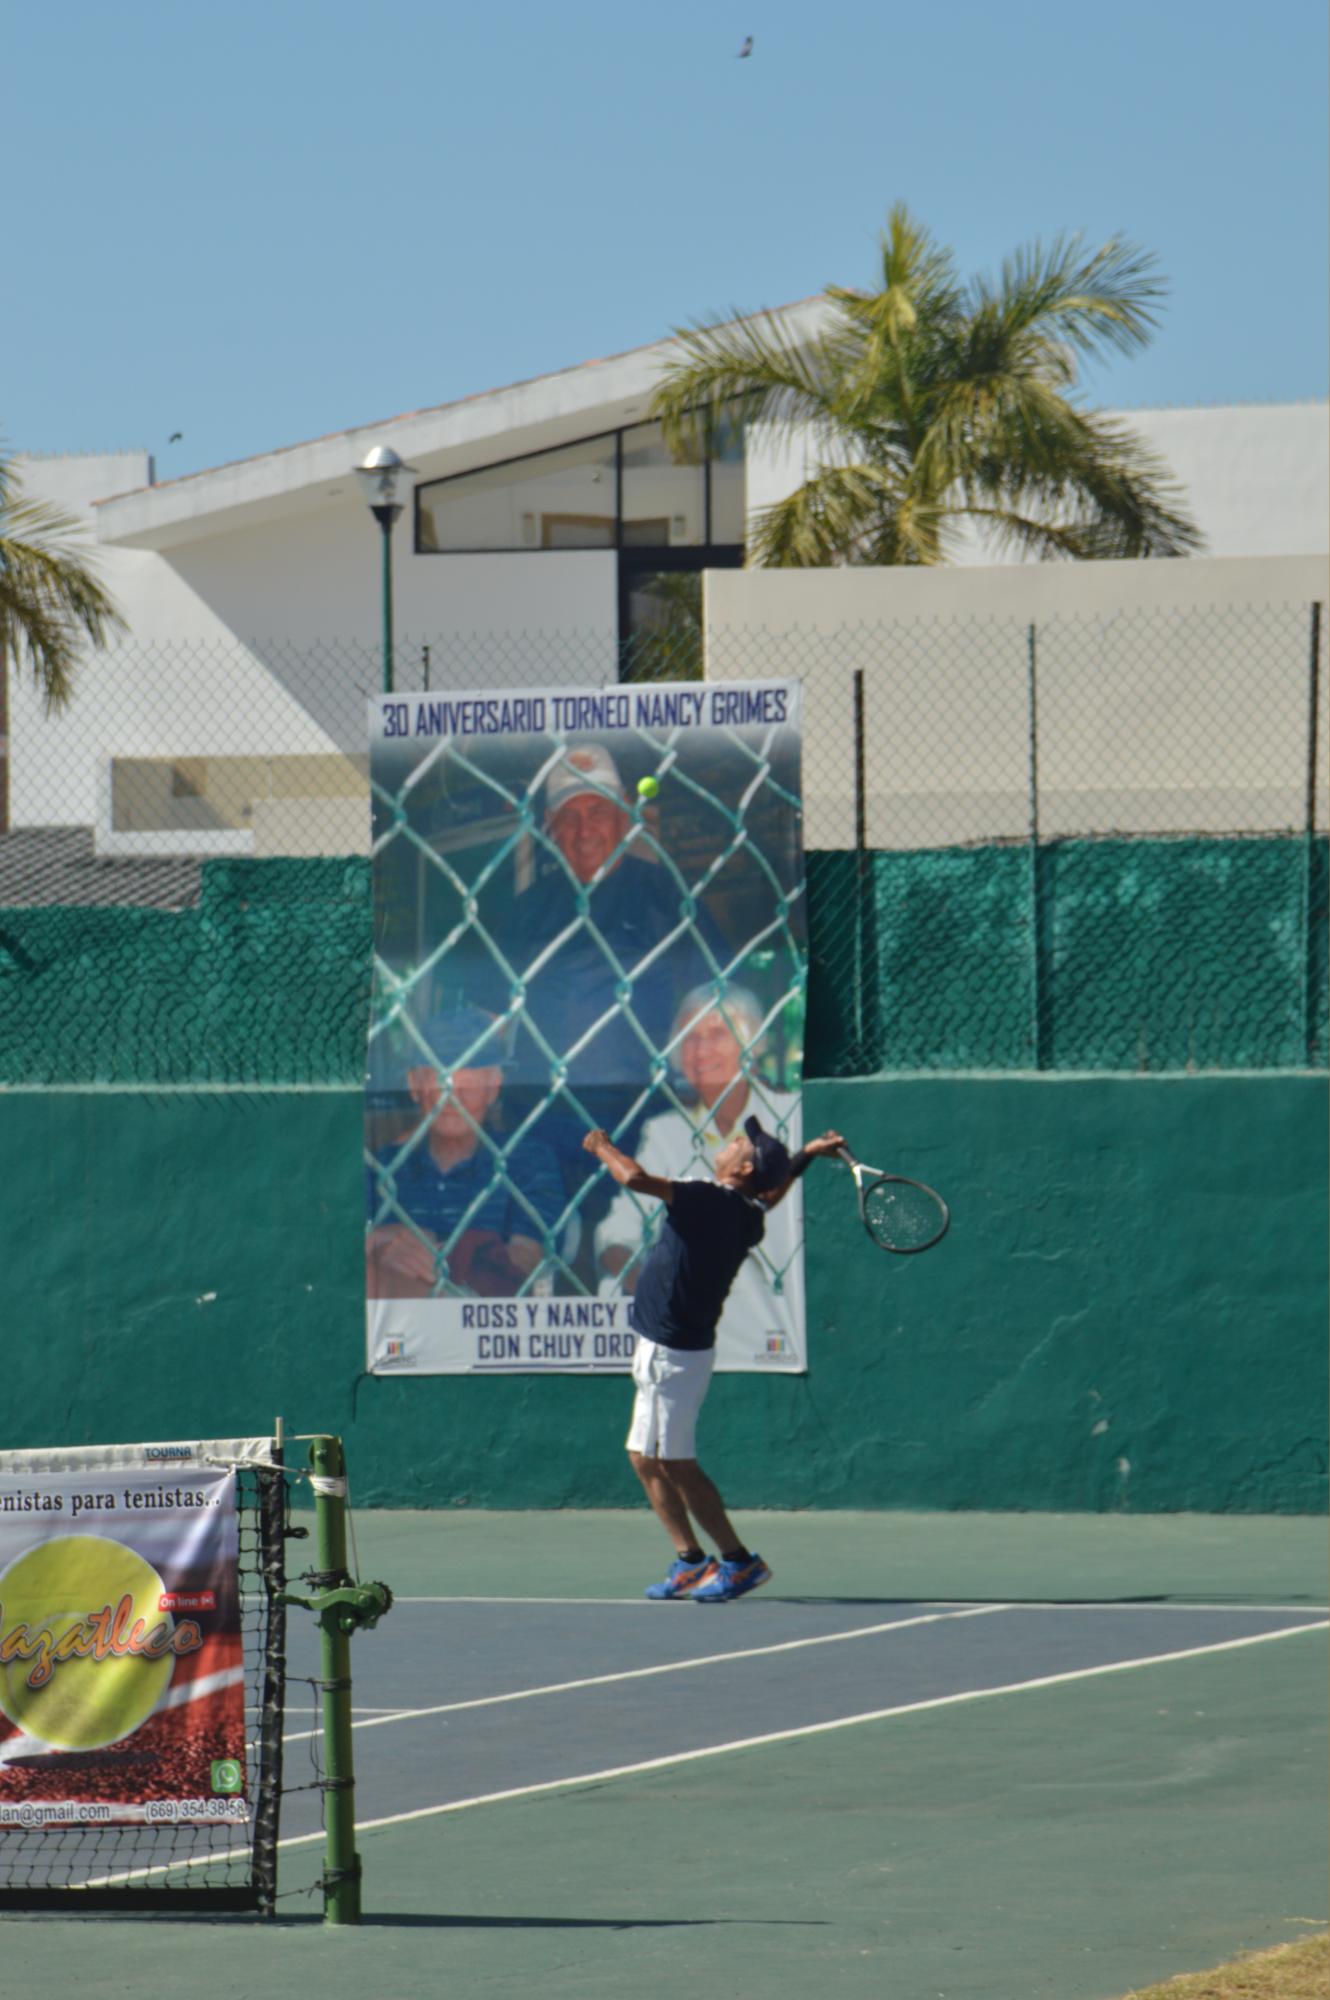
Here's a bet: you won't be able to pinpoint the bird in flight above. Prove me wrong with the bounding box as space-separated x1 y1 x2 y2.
168 431 183 443
736 35 753 57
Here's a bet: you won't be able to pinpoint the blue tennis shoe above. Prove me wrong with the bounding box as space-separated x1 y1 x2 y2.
644 1555 718 1600
688 1553 771 1602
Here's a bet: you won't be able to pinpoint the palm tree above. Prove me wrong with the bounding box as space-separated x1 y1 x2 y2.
650 206 1202 565
0 446 125 712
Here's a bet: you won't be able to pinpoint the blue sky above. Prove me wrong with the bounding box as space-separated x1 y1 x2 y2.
9 0 1327 478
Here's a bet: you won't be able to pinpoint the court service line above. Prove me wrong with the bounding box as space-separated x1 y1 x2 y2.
279 1603 1011 1745
389 1595 1329 1614
82 1615 1326 1888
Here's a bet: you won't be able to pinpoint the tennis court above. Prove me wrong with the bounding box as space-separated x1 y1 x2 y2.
4 1507 1324 2000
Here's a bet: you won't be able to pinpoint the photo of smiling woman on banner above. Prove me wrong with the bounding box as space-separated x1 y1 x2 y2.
366 680 806 1376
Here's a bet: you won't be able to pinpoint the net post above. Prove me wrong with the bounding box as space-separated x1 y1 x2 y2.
309 1434 362 1925
252 1431 288 1919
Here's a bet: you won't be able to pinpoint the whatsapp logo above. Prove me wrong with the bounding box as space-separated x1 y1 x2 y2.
210 1758 244 1795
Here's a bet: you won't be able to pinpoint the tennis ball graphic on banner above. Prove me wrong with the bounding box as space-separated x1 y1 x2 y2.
0 1535 189 1751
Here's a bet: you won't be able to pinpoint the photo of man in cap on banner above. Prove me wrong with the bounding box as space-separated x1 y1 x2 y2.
473 742 731 1219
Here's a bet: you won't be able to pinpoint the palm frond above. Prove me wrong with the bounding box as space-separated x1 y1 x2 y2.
0 467 126 711
748 461 907 567
652 210 1198 568
973 231 1167 368
649 309 849 461
963 412 1205 559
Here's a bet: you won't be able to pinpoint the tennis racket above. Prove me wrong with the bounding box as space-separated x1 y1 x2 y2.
837 1143 949 1255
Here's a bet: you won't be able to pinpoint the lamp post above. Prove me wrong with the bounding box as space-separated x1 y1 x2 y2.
354 446 416 695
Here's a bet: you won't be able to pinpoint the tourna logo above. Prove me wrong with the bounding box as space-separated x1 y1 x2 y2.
145 1446 194 1462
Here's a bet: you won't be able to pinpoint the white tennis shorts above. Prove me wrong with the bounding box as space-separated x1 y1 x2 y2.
625 1337 715 1459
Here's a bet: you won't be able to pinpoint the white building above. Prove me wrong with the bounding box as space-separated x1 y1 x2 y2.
4 303 1326 864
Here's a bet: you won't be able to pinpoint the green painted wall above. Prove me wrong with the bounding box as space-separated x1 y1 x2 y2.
4 1076 1324 1513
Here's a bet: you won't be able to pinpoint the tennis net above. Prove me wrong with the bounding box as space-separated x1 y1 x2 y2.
0 1436 288 1913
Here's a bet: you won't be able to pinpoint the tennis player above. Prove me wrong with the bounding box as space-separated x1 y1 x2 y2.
582 1116 844 1601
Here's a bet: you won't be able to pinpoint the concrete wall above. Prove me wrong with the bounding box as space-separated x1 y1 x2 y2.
706 555 1329 850
4 1075 1324 1514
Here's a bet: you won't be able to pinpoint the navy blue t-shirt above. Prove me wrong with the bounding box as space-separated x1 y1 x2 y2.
629 1180 765 1351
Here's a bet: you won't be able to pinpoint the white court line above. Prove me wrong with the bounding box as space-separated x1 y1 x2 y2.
279 1604 1010 1745
388 1594 1329 1614
81 1615 1327 1888
386 1600 1328 1616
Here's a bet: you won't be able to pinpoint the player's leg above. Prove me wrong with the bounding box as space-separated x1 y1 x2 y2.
658 1457 741 1553
628 1450 700 1548
626 1340 720 1597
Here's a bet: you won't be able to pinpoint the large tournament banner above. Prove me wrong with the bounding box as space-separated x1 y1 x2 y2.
366 679 807 1376
0 1453 247 1828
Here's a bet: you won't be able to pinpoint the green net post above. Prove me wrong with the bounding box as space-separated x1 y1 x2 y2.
310 1433 362 1926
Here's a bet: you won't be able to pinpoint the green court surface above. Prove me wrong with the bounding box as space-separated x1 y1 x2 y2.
4 1510 1326 2000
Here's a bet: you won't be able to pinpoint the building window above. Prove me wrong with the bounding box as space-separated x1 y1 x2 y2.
415 412 744 558
414 413 747 675
417 434 618 553
620 420 705 548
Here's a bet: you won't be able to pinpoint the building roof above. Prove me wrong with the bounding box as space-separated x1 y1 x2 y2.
93 300 828 554
0 828 200 910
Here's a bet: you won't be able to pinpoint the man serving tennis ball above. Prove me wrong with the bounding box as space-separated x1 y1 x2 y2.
583 1117 844 1600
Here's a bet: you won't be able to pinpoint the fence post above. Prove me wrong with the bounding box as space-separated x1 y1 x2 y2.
1304 602 1324 1065
852 667 875 1067
1026 623 1046 1069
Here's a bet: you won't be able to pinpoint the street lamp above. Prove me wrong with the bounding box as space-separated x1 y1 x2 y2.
354 445 416 695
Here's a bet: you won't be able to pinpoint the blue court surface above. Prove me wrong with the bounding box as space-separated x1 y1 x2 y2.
276 1592 1327 1844
5 1510 1327 2000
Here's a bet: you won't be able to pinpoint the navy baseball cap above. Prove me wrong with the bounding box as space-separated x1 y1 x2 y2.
744 1115 791 1194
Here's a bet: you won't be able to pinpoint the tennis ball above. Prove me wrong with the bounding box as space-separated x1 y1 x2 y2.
0 1535 176 1750
637 775 660 801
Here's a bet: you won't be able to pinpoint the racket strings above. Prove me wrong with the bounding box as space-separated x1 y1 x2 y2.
863 1175 948 1253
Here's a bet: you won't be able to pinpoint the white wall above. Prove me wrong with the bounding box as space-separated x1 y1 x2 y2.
706 556 1330 849
7 455 617 839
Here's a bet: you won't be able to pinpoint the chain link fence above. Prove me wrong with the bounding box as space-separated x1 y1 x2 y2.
0 600 1324 1084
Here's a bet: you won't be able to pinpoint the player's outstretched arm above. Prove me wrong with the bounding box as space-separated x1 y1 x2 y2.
759 1130 846 1209
582 1128 675 1204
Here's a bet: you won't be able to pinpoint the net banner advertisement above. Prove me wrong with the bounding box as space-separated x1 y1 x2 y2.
366 679 807 1376
0 1451 247 1830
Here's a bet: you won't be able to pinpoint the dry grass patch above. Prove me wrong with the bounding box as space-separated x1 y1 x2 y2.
1119 1933 1330 1999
